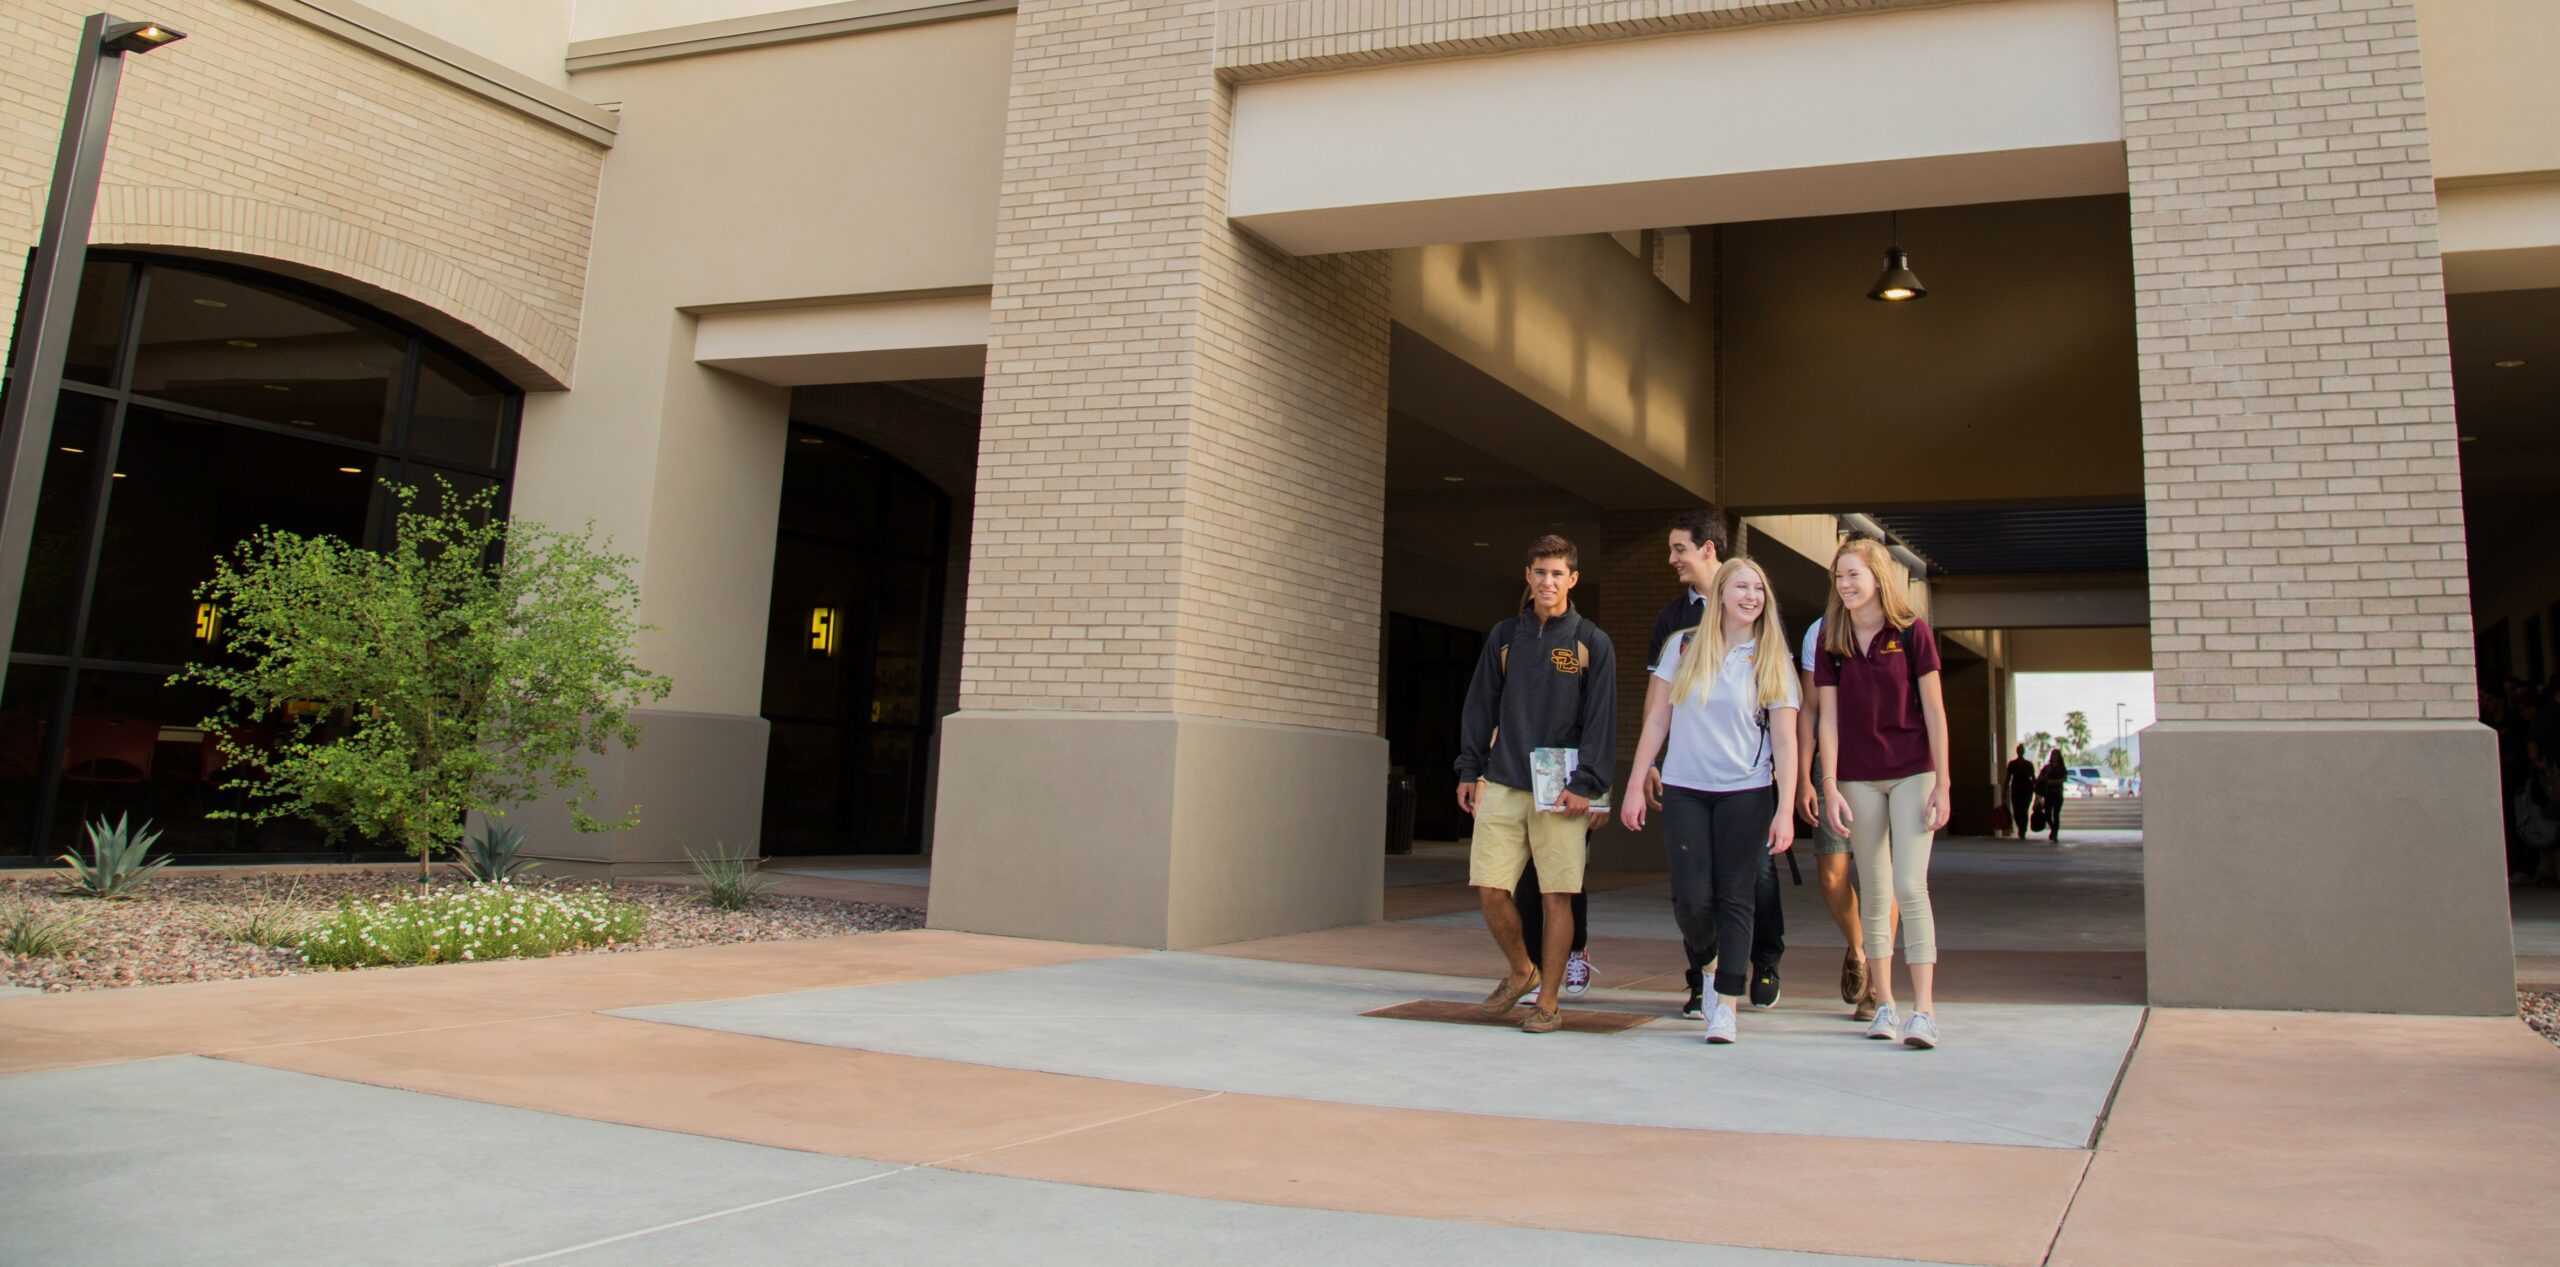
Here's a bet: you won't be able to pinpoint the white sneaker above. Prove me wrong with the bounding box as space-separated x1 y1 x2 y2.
1865 1002 1901 1041
1704 1001 1738 1044
1563 950 1593 998
1902 1011 1940 1050
1520 986 1539 1006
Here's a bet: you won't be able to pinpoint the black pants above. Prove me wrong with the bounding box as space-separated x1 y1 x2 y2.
1514 857 1588 953
2006 783 2034 835
1661 783 1781 999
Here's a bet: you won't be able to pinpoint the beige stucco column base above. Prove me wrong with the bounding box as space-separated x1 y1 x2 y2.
2142 721 2514 1015
498 708 771 878
926 712 1388 949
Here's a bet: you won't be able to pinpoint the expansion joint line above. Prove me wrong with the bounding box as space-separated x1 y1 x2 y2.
483 1090 1226 1265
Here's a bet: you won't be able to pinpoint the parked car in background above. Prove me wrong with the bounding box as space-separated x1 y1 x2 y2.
2066 766 2113 798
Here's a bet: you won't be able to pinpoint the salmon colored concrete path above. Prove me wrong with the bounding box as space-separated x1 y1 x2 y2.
5 918 2558 1264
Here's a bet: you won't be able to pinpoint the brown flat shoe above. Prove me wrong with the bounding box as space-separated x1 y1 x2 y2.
1840 950 1867 1005
1521 1007 1563 1034
1853 992 1878 1023
1477 971 1541 1018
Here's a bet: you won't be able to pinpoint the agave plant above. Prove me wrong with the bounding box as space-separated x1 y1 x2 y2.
453 821 540 884
59 814 172 899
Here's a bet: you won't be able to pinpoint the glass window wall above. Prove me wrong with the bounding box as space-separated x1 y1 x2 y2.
1 253 520 860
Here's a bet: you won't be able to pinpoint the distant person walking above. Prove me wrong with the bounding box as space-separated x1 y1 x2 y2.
2034 750 2067 842
2005 744 2037 840
1815 537 1952 1049
1455 535 1618 1034
1622 557 1799 1044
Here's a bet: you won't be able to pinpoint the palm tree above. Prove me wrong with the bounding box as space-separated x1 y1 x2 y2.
2063 711 2093 763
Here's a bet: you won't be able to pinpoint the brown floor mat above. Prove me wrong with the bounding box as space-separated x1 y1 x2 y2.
1362 1000 1659 1033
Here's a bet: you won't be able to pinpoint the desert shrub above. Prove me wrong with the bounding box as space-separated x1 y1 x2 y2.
300 884 645 968
685 845 770 912
1 901 87 957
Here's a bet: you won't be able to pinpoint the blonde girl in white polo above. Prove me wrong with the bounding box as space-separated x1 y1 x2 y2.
1622 557 1799 1044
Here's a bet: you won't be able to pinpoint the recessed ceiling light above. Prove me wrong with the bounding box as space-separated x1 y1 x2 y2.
796 437 824 445
2458 434 2478 443
110 472 126 479
337 466 362 474
287 419 314 427
1441 475 1465 483
2492 358 2526 369
261 384 290 392
192 298 227 309
1472 541 1490 547
226 339 258 349
59 446 82 454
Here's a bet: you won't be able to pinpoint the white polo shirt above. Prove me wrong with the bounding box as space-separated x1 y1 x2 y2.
1653 633 1801 793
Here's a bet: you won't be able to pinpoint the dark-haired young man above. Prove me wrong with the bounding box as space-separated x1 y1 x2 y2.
1456 535 1618 1034
1642 510 1786 1017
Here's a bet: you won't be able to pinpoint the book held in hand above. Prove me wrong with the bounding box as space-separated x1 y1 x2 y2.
1530 746 1610 814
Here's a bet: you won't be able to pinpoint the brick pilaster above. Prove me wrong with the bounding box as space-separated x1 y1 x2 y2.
2119 0 2472 722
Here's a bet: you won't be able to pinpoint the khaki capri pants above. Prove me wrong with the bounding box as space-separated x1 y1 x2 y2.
1841 771 1938 965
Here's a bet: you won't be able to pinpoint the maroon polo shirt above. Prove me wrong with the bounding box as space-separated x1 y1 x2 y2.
1813 616 1942 782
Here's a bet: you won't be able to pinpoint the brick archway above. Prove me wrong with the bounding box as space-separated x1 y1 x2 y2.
90 187 575 390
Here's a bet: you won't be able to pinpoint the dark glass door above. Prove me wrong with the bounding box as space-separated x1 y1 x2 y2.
758 429 945 855
1385 613 1485 843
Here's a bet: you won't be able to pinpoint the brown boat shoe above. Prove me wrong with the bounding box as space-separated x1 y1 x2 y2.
1477 970 1541 1018
1840 949 1868 1005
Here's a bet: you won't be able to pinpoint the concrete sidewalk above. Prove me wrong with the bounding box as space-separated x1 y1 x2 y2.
4 851 2557 1264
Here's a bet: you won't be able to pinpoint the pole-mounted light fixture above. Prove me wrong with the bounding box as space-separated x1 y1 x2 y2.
1866 210 1927 303
0 13 188 703
100 19 186 54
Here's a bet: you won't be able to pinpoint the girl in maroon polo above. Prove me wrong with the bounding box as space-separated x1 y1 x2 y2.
1814 537 1952 1050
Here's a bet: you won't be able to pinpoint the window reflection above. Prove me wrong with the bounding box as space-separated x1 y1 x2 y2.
130 268 401 443
62 260 133 387
410 347 508 468
82 407 379 666
0 666 65 855
12 395 107 656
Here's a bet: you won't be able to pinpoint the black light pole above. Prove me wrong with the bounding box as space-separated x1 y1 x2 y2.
0 14 186 698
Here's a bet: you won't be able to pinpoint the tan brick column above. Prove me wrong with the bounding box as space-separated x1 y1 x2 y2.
2119 0 2510 1013
925 0 1393 948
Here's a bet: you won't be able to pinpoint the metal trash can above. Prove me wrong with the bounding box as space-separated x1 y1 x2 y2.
1385 768 1416 855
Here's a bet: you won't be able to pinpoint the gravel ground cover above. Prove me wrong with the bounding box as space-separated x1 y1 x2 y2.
2524 991 2560 1049
0 869 922 993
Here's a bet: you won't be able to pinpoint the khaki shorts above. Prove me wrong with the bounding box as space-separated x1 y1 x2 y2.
1469 781 1589 894
1809 787 1851 856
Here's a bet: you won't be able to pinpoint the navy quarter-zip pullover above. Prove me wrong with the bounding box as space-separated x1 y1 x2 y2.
1455 605 1618 800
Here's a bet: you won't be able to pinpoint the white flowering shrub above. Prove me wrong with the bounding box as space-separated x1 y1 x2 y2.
300 884 647 968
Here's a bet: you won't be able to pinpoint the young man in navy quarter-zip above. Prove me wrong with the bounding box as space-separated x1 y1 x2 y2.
1455 535 1618 1034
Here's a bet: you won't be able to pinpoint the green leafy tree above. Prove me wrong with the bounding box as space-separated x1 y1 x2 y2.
2104 746 2134 779
2063 711 2093 763
177 483 673 879
2027 731 2058 762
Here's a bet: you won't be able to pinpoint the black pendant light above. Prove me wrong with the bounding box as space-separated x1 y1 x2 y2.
1867 210 1927 303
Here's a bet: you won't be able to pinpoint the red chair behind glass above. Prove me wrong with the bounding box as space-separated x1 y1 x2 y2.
61 717 161 784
